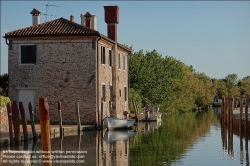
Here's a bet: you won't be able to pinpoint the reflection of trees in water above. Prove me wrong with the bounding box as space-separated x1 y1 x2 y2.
130 109 219 166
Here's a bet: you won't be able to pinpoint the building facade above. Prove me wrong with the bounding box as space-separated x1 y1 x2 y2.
3 6 130 126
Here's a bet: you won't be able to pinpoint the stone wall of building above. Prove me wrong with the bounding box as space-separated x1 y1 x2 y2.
8 36 130 126
8 37 98 125
97 40 130 121
0 106 8 131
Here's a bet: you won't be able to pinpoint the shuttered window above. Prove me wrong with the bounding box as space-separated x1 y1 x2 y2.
123 55 126 70
101 46 105 64
109 50 113 67
20 45 36 64
124 87 127 101
109 85 113 102
102 84 106 102
118 53 121 69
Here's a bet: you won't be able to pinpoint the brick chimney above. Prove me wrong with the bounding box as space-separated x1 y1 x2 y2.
30 8 42 25
104 6 119 42
70 15 74 22
80 13 97 30
84 12 92 28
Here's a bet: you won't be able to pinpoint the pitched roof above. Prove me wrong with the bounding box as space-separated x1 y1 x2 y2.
3 17 131 52
4 17 100 38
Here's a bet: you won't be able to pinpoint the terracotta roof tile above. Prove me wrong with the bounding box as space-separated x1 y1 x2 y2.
4 17 100 38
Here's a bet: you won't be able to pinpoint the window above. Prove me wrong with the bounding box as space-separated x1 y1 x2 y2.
118 53 121 69
102 84 106 102
109 85 113 102
123 55 126 70
109 50 113 67
20 45 36 64
124 87 127 101
101 46 105 64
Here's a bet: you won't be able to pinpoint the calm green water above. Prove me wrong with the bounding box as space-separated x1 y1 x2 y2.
1 107 249 165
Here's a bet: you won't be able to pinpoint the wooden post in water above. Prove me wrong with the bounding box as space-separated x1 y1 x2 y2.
221 96 225 125
76 100 81 132
39 97 52 166
230 96 234 132
225 97 229 127
6 103 14 144
19 102 28 142
223 96 226 125
230 96 234 156
132 99 138 118
239 95 243 135
245 94 249 134
28 102 37 140
58 101 63 135
11 101 20 144
135 100 139 116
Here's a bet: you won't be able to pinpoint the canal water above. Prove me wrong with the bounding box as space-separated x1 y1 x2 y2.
0 107 249 165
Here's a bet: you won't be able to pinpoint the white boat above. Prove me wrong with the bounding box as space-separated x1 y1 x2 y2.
103 129 135 142
148 112 162 121
103 117 136 130
137 111 162 121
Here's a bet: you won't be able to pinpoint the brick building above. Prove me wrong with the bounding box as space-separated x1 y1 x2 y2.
3 6 131 126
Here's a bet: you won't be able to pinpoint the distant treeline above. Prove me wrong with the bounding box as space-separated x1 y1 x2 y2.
129 49 250 113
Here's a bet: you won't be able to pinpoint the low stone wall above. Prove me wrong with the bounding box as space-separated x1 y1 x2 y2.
0 106 9 131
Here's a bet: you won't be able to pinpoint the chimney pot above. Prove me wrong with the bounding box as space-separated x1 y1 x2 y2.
84 12 92 28
30 8 42 25
70 15 74 22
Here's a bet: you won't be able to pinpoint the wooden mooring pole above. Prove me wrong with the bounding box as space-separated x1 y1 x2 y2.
245 94 249 134
221 96 225 125
28 102 37 140
6 103 14 144
225 97 229 126
230 96 234 132
11 101 20 144
19 102 28 142
58 101 63 135
39 97 52 166
239 95 243 134
76 100 81 132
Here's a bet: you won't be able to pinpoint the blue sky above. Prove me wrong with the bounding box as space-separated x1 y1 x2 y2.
1 1 250 79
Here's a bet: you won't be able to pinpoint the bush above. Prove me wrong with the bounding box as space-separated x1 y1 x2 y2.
0 96 10 107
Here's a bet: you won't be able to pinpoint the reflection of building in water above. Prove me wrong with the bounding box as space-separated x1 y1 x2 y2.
3 130 135 166
98 130 134 166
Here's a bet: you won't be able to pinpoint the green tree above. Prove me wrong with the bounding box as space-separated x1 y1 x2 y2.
0 73 8 96
223 74 239 95
239 76 250 95
211 79 228 98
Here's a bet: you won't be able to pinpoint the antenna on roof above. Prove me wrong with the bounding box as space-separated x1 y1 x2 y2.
44 1 59 22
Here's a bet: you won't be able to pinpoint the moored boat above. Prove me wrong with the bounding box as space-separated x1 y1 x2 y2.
103 117 136 130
